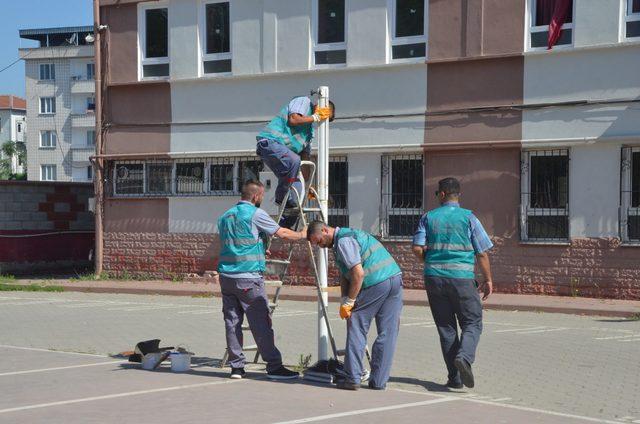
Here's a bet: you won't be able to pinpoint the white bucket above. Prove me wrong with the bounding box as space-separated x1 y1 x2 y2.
141 352 166 370
170 353 192 372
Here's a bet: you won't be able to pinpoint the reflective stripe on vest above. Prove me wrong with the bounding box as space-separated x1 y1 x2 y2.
334 228 401 289
217 202 266 274
424 205 476 279
257 102 313 154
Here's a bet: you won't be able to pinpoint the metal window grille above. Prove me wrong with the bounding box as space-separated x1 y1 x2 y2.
381 153 423 240
621 147 640 242
328 156 349 228
520 149 570 241
106 156 266 198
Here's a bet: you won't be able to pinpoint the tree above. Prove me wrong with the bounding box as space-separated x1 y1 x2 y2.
0 140 27 180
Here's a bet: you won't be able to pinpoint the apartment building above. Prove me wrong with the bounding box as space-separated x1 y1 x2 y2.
97 0 640 299
19 26 96 182
0 95 26 175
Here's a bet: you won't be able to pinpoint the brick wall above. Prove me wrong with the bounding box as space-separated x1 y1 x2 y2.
0 181 94 274
103 231 640 300
102 232 426 288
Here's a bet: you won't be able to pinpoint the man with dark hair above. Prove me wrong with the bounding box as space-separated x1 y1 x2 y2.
307 221 403 391
412 177 494 389
256 96 335 228
217 180 307 380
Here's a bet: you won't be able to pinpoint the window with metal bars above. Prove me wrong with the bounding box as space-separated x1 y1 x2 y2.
328 156 349 228
108 157 266 198
520 149 570 241
381 154 423 239
621 147 640 242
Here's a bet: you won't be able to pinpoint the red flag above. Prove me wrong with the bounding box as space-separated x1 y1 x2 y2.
548 0 572 49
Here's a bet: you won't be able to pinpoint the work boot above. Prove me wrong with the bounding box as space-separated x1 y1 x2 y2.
446 379 463 389
267 366 299 380
454 357 475 388
367 382 385 390
230 367 246 379
335 379 359 391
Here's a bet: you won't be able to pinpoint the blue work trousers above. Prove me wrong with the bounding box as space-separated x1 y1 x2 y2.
256 138 302 208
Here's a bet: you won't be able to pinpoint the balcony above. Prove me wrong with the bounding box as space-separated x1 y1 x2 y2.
70 77 95 94
71 146 94 163
71 113 96 128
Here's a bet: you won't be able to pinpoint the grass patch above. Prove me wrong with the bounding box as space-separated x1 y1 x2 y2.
0 283 64 292
0 274 16 284
293 353 313 373
191 293 214 298
628 313 640 321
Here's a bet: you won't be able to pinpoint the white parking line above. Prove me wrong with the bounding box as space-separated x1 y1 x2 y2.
594 334 639 341
0 300 70 306
177 310 216 315
0 361 126 377
619 338 640 343
273 398 458 423
401 321 435 327
0 379 244 415
494 326 547 333
517 328 569 335
0 345 107 358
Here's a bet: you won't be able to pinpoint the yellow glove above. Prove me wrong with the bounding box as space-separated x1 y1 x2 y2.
313 106 332 122
339 297 356 319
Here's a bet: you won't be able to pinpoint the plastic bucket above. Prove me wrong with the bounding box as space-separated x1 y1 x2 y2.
170 353 192 372
141 352 165 370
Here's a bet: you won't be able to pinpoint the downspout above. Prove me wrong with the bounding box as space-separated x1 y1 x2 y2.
93 0 104 277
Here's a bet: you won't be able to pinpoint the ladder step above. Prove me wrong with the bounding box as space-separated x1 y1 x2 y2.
241 325 250 331
264 280 283 287
336 349 346 357
265 259 290 265
268 302 277 309
244 344 258 351
303 208 322 213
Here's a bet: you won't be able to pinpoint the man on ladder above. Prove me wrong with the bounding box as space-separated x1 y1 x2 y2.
217 179 307 380
256 95 335 228
307 221 404 391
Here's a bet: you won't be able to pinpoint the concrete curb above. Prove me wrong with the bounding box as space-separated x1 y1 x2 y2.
7 279 640 318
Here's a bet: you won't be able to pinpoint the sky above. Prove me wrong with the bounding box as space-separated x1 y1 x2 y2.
0 0 93 98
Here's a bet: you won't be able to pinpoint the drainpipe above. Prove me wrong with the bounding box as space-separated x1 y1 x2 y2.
93 0 104 277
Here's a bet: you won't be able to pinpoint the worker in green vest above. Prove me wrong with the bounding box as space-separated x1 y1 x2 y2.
218 179 307 380
307 221 403 391
412 177 494 390
256 96 334 228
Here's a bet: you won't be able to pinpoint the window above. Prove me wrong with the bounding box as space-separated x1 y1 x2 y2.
389 0 427 61
87 96 96 112
39 131 57 148
328 157 349 228
146 162 173 194
176 161 205 194
625 0 640 39
621 147 640 242
87 130 96 146
41 165 57 181
201 1 232 75
39 64 55 80
39 97 56 114
528 0 574 49
87 166 93 181
313 0 347 66
115 163 144 195
87 63 95 80
520 150 569 241
139 3 169 79
381 154 423 239
210 162 235 193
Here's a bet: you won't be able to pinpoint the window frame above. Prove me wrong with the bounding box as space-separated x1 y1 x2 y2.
199 0 233 77
387 0 428 63
39 63 55 81
328 156 349 228
41 165 57 181
380 153 424 240
39 130 57 148
137 1 170 81
311 0 348 69
39 97 56 115
620 146 640 243
526 0 576 52
87 165 93 181
86 130 96 147
520 149 570 242
622 0 640 41
87 63 96 80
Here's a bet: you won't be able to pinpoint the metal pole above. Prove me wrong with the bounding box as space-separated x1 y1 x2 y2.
316 86 330 362
93 0 104 277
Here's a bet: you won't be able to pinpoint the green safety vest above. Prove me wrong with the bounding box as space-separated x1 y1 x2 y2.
217 202 265 274
424 205 476 279
257 100 314 154
333 228 401 289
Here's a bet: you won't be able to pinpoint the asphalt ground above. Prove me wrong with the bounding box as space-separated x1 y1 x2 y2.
0 291 638 423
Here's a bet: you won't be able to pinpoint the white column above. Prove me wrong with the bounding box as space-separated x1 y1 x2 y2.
316 86 330 361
